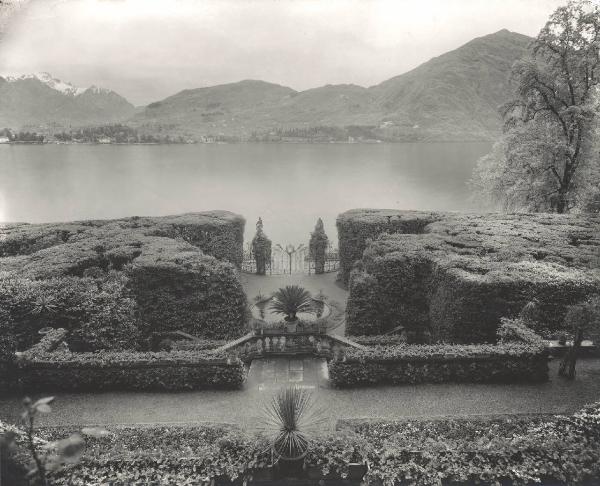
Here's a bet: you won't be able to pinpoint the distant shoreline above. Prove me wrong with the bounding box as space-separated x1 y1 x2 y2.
0 139 492 146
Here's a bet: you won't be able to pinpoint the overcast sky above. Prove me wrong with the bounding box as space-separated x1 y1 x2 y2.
0 0 564 106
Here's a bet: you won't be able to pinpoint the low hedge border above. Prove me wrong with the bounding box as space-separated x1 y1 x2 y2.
14 329 245 391
330 320 548 387
4 401 599 485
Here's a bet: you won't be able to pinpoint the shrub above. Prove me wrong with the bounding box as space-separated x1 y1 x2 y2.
0 211 249 349
22 402 600 486
336 209 439 285
251 217 271 275
342 210 600 341
269 285 314 322
171 338 228 351
309 218 329 274
329 320 548 387
127 244 247 339
16 345 246 392
0 274 140 352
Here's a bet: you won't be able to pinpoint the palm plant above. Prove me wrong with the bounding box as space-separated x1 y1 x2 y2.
259 386 327 461
269 285 314 322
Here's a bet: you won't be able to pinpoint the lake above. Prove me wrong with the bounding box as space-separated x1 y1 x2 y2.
0 142 491 245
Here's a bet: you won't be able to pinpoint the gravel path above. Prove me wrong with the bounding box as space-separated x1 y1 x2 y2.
2 358 599 427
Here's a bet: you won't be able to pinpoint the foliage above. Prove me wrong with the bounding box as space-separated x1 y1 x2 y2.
0 211 248 351
0 274 140 352
251 217 272 275
340 210 599 340
336 209 438 285
564 294 600 338
170 338 228 351
127 247 248 339
309 218 329 274
329 320 548 387
259 386 327 461
16 402 600 485
349 335 410 346
559 294 600 379
0 397 107 486
15 332 246 391
354 402 600 486
269 285 314 322
470 0 600 213
53 124 189 144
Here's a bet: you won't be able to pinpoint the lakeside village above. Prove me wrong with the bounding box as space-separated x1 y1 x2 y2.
0 125 389 145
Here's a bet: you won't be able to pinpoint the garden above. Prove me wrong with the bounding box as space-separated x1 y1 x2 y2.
0 208 599 485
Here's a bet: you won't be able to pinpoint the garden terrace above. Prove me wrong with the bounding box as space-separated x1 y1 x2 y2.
339 209 600 341
0 211 247 358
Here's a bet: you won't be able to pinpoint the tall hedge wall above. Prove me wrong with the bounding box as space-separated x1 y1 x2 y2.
128 239 247 339
342 210 600 341
336 209 441 285
0 211 248 351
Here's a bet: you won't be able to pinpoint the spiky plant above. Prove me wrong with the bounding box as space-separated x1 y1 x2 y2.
269 285 314 322
259 386 327 461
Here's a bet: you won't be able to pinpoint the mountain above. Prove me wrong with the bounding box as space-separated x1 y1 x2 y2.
0 30 532 140
368 29 533 140
0 73 135 130
130 29 532 141
132 80 296 135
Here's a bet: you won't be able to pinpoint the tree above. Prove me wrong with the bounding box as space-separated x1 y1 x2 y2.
309 218 328 274
251 218 271 275
559 294 600 379
471 0 600 213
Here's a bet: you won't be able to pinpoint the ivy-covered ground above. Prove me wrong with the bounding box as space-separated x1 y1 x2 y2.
1 358 599 427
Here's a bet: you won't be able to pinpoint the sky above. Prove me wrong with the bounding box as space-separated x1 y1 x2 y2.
0 0 565 106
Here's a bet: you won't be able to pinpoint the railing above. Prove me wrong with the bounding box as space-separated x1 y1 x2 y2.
213 331 365 362
242 242 339 275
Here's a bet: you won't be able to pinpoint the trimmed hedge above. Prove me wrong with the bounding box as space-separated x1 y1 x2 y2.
329 320 548 387
0 211 248 349
10 328 245 392
0 273 141 351
143 211 245 268
16 349 245 392
342 210 600 341
0 212 245 266
8 401 599 485
127 239 248 339
336 209 440 285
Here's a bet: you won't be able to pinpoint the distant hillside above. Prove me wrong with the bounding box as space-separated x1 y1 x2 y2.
369 29 533 141
130 29 531 141
0 73 135 130
0 30 532 141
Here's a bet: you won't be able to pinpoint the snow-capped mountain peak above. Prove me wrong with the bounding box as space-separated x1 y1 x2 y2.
35 72 85 95
4 72 86 96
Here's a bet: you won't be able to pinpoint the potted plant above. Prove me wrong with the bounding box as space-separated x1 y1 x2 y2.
269 285 315 333
259 386 327 478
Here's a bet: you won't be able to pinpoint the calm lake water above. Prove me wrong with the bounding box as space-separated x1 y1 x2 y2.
0 142 491 245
